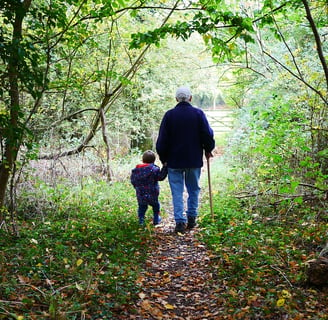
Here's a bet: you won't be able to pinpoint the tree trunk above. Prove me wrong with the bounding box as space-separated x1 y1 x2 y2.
0 1 32 216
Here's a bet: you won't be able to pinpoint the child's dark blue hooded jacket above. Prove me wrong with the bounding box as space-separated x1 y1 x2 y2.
130 163 167 204
156 101 215 168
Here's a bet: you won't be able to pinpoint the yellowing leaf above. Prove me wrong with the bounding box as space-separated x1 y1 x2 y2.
75 282 83 291
76 259 83 266
223 253 230 262
202 34 212 42
63 258 68 264
36 263 42 267
97 253 103 260
281 289 291 298
17 316 24 320
164 303 175 310
276 298 285 307
247 220 253 225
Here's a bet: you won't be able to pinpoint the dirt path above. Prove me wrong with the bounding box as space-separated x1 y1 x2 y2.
125 214 223 320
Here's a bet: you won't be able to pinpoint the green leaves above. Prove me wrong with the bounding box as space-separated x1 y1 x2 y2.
199 189 328 318
0 178 151 317
130 8 256 61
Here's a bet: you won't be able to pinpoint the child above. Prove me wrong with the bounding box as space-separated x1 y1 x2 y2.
130 150 167 225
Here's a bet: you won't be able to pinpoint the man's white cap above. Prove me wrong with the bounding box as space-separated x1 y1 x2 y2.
175 86 192 100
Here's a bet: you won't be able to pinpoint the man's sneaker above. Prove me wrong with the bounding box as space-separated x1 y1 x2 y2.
187 216 196 229
175 222 186 233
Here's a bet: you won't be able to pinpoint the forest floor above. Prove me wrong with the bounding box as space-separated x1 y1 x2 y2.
110 152 328 320
1 154 328 319
121 214 224 319
112 210 328 320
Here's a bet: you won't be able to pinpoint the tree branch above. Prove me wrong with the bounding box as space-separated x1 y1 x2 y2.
272 16 305 83
263 50 328 105
49 108 99 127
40 1 181 160
301 0 328 93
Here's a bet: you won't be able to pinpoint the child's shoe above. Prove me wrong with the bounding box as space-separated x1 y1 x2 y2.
153 215 162 225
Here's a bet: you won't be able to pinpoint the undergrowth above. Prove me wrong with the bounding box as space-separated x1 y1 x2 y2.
1 152 327 319
0 179 153 320
198 157 328 319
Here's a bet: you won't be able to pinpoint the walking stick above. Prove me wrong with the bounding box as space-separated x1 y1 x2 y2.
206 157 214 221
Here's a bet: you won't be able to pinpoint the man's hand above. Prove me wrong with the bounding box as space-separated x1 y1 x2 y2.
205 152 213 160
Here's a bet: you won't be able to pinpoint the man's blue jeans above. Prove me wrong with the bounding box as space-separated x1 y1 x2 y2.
168 168 201 223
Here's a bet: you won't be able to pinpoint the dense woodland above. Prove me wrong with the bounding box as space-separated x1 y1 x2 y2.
0 0 327 319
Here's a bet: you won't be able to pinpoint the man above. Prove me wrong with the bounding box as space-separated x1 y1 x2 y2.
156 86 215 233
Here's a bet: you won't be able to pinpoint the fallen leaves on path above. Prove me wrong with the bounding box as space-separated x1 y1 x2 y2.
120 219 223 319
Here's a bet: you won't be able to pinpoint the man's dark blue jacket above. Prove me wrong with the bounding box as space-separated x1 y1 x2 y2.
156 101 215 168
